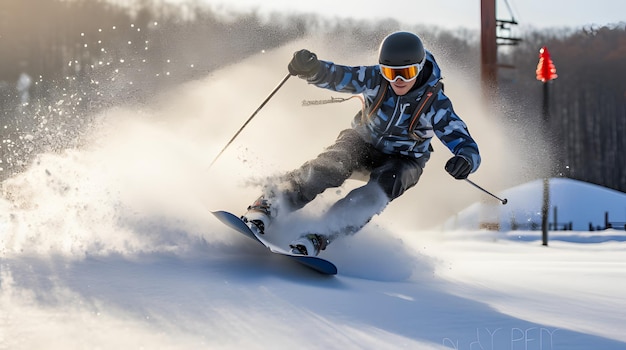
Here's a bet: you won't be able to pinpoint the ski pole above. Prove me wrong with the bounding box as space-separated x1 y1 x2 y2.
465 179 508 205
208 73 291 169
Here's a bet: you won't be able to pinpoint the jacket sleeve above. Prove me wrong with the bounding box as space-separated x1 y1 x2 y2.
306 61 378 95
431 90 481 173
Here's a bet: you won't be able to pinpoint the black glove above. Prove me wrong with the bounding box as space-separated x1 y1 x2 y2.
288 49 321 78
445 156 472 180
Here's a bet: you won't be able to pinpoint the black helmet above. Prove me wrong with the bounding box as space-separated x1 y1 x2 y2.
378 31 425 66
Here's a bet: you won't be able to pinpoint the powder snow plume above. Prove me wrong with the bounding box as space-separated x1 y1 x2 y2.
0 36 530 260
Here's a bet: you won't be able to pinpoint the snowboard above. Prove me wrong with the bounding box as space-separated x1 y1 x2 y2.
211 210 338 275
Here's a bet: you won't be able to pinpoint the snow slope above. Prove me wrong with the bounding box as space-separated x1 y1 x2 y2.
1 43 625 350
446 178 626 232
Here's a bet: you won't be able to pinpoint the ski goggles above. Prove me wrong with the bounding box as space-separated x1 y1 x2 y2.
379 63 423 83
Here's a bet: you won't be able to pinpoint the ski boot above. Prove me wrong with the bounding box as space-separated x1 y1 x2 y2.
289 234 329 256
241 195 274 235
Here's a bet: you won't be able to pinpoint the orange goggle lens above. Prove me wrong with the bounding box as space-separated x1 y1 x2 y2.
380 64 420 82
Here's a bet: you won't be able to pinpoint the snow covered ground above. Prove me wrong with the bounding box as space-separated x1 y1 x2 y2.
2 182 624 350
1 44 625 349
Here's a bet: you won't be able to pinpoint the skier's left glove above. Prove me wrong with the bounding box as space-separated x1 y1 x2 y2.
445 156 472 180
288 49 321 78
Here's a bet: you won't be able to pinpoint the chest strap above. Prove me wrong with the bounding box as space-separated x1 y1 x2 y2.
408 80 443 141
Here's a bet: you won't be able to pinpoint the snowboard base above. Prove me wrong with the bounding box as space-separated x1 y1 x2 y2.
211 210 337 275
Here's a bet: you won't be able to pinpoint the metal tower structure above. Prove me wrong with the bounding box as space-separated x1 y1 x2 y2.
481 0 521 97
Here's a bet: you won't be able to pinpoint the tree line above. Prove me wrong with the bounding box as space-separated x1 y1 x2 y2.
0 0 307 176
499 25 626 193
0 0 624 194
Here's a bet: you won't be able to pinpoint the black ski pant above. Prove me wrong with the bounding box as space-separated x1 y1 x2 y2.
279 129 424 238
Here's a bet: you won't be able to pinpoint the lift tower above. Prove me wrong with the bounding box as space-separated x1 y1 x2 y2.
481 0 521 97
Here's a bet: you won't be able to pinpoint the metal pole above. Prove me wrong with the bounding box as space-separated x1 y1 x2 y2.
465 179 508 205
480 0 497 99
541 81 550 246
208 73 291 169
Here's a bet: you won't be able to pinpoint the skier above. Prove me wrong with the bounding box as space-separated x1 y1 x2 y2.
242 31 481 256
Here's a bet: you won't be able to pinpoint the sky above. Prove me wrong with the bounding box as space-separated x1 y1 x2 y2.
167 0 626 30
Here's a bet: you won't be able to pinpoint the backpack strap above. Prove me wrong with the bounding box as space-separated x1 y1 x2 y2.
408 80 443 141
360 78 443 143
360 79 389 124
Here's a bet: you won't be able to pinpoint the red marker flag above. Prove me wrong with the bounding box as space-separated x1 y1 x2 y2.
536 46 558 82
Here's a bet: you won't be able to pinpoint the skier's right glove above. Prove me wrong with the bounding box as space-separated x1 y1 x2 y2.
288 49 321 78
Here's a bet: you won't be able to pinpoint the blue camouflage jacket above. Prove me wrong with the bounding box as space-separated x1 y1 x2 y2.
306 50 480 172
